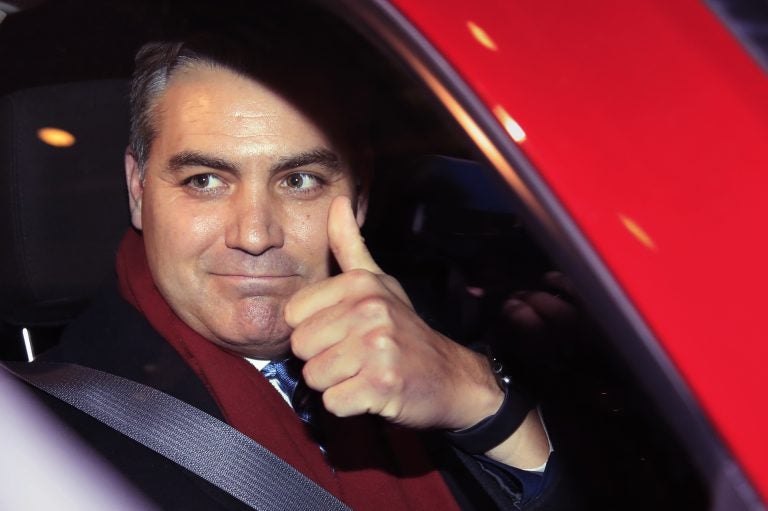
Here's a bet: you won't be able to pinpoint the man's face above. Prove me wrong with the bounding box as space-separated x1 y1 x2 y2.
126 65 363 359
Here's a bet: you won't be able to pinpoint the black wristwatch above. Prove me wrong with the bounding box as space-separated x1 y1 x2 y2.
444 350 534 454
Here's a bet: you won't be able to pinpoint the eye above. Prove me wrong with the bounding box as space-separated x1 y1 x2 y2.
182 173 225 191
281 172 324 193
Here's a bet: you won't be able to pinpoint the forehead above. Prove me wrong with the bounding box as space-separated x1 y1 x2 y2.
151 64 335 163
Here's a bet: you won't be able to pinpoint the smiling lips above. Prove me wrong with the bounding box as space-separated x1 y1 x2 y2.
211 273 301 296
214 273 297 279
204 251 305 295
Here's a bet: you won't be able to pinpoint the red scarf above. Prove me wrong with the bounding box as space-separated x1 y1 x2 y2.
116 229 460 511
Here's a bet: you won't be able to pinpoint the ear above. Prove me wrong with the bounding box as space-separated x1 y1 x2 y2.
125 148 144 230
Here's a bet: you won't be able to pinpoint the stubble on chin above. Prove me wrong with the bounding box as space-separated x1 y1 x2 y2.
219 296 294 357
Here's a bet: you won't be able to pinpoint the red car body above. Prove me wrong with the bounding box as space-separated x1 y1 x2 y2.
344 0 768 506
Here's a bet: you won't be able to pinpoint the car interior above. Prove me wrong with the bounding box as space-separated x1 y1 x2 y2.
0 0 712 508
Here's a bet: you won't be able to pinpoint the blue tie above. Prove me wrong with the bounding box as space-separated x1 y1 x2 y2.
261 358 314 424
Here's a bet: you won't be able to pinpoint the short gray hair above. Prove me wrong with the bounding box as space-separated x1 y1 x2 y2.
127 31 372 189
128 41 194 177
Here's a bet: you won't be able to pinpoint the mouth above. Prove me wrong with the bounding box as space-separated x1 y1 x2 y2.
210 273 301 296
213 273 299 279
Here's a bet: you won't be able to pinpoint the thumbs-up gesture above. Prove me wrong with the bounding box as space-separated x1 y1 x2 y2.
285 196 506 431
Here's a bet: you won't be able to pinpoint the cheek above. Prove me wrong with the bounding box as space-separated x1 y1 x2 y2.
297 212 322 240
144 193 223 261
189 211 224 240
287 209 331 269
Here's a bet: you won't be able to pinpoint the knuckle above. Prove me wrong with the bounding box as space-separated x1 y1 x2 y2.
362 328 395 352
370 368 401 394
355 296 390 321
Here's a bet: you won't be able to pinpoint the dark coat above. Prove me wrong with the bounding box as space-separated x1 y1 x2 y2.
33 286 568 510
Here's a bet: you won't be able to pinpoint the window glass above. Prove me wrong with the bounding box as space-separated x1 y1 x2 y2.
0 1 711 508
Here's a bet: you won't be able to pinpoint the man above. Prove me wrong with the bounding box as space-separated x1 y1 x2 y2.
40 32 565 510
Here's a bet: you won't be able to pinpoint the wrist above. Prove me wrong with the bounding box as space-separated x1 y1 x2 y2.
444 351 534 454
453 350 506 429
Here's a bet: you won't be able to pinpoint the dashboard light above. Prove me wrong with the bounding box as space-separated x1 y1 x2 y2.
493 105 527 143
37 127 76 147
620 214 657 250
467 21 498 51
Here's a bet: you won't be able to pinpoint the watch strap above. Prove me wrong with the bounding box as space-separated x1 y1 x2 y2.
445 353 534 454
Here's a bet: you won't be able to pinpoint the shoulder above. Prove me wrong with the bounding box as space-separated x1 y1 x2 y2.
27 286 249 509
39 284 221 416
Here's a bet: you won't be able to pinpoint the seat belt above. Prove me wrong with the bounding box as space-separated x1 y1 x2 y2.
1 361 351 511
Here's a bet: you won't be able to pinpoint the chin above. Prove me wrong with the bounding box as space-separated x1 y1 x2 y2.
218 314 293 358
211 330 292 359
190 298 294 358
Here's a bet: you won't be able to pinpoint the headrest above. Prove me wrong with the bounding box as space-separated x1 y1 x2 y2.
0 80 130 326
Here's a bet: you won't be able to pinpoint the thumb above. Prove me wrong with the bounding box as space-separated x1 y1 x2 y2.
328 195 382 273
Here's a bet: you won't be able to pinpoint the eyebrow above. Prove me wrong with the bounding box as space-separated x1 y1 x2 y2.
165 148 341 176
270 148 341 174
167 151 240 174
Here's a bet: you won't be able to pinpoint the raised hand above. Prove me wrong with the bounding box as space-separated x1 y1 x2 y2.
284 195 503 431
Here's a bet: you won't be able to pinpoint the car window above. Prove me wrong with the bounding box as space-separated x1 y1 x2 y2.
0 1 714 508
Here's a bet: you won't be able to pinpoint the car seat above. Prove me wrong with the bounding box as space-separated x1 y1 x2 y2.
0 80 130 359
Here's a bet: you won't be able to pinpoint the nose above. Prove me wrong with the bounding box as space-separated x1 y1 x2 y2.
224 189 284 255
